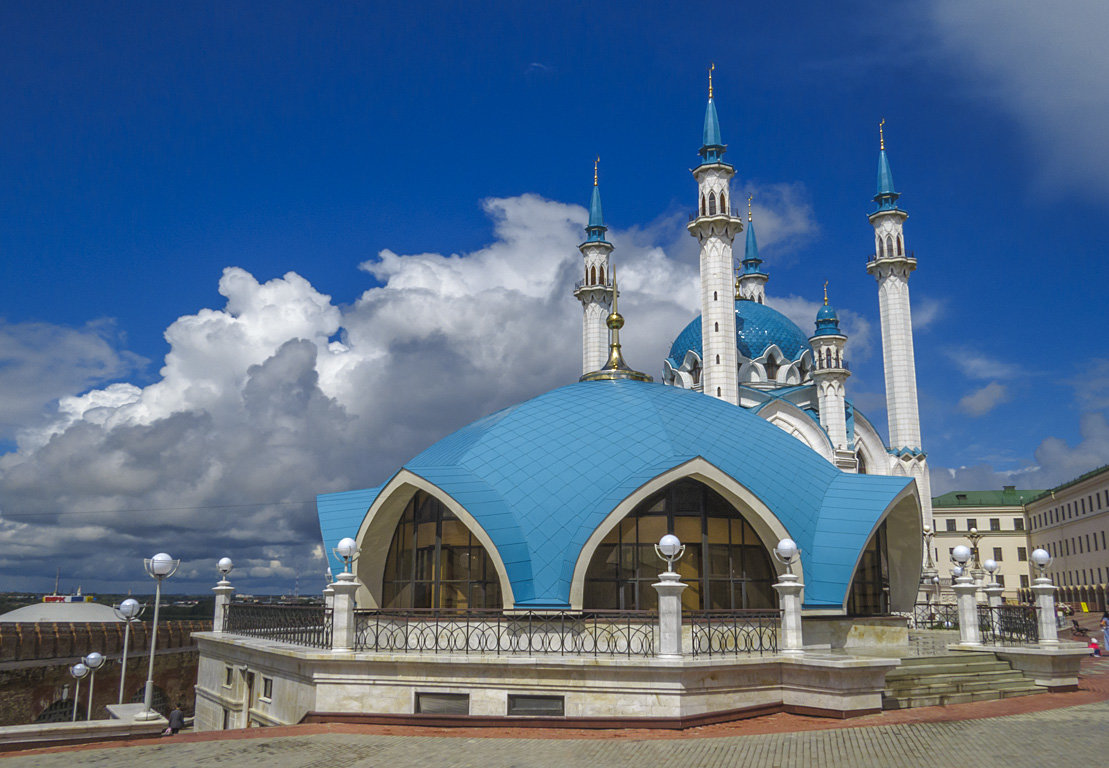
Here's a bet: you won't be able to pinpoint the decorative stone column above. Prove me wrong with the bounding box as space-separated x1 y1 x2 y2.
330 572 359 653
653 571 688 658
323 584 335 611
953 574 981 646
1032 576 1059 645
212 578 234 633
772 572 805 654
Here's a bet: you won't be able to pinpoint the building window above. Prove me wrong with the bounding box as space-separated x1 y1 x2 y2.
992 547 1003 561
989 518 1000 531
966 518 977 531
945 519 957 532
1014 518 1024 530
507 695 564 717
416 692 469 714
224 667 234 688
1017 547 1027 561
222 708 231 730
714 322 719 332
584 478 775 611
1020 574 1029 588
996 574 1005 587
261 677 273 701
382 490 503 610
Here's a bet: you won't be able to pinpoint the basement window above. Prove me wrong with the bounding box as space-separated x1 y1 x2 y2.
416 692 469 715
224 667 234 688
507 694 565 717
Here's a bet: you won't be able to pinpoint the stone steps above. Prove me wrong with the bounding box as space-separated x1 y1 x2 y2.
882 652 1046 710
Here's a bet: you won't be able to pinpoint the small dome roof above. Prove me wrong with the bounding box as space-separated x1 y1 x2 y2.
667 300 810 367
319 379 914 609
816 304 838 321
0 601 122 623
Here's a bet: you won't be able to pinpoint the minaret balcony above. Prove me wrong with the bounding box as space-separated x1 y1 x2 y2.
865 251 917 275
813 358 850 373
574 277 614 292
688 207 742 222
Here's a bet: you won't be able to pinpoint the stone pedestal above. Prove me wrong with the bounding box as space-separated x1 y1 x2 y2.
323 585 335 611
652 572 687 658
772 573 805 654
212 580 234 633
983 582 1004 640
330 573 360 653
953 576 981 646
1032 576 1059 645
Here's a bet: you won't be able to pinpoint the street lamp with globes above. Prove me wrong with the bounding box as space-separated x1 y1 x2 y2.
113 598 145 704
69 662 88 722
654 534 685 573
82 652 105 720
137 552 179 720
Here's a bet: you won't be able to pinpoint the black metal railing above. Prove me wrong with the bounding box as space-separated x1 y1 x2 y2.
353 609 655 657
688 207 742 222
907 602 960 630
866 250 916 264
224 604 333 649
573 277 614 291
978 604 1038 646
687 610 780 656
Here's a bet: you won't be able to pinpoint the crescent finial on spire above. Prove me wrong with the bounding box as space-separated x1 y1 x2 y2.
708 62 714 99
747 193 753 222
594 156 599 186
823 280 829 306
879 118 885 151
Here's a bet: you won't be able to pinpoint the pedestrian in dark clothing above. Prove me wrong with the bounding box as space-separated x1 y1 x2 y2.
167 703 185 735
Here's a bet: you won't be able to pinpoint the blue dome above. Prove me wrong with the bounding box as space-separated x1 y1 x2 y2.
667 300 810 367
318 379 914 609
816 304 837 321
812 303 842 337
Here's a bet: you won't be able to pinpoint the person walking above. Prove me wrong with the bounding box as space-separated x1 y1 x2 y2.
1100 611 1109 651
167 703 185 735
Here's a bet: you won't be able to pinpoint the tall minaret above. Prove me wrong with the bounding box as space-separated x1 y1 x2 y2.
687 65 743 405
866 121 932 524
809 283 857 471
736 194 768 304
574 158 615 375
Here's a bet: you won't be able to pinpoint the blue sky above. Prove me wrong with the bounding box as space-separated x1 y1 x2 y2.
0 1 1107 594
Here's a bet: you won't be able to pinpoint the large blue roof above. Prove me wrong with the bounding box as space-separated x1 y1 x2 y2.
667 300 810 367
318 380 913 609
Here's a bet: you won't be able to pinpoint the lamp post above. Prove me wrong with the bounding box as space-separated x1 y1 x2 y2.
967 527 985 591
113 598 144 705
82 652 105 720
213 557 234 633
330 538 360 652
1030 548 1059 644
951 544 980 645
982 559 1004 641
771 538 804 654
69 662 88 722
652 534 687 658
136 552 179 720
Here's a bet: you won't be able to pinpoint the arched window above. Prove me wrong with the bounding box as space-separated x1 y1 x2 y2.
715 354 720 364
757 296 763 305
719 191 726 212
856 449 868 475
599 265 605 284
825 349 832 368
708 191 717 216
717 387 721 396
897 236 903 256
835 350 841 367
877 238 884 258
701 194 706 216
590 265 596 284
584 479 776 610
764 356 780 380
714 322 719 332
382 491 502 609
713 291 717 301
886 235 894 257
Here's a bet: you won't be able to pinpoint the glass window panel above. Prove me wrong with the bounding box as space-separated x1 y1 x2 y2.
707 544 731 578
680 580 701 611
441 519 470 546
585 580 618 610
708 580 731 610
706 517 729 543
637 515 667 543
674 516 701 543
588 544 618 580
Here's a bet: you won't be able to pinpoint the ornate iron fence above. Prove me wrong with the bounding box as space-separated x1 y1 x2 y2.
223 604 333 649
906 602 960 630
353 610 655 656
978 604 1038 646
686 610 780 656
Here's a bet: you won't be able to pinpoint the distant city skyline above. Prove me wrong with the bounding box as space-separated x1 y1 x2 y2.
0 2 1107 594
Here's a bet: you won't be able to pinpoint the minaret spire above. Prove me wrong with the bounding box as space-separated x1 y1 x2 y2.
736 193 767 304
866 123 932 526
574 159 615 375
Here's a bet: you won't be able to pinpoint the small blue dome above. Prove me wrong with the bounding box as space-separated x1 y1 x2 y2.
667 300 809 367
816 304 837 321
812 303 842 337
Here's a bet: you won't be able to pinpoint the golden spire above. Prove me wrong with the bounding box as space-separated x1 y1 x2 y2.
823 280 829 306
879 118 885 151
747 193 753 222
708 62 714 99
594 156 599 186
580 266 653 383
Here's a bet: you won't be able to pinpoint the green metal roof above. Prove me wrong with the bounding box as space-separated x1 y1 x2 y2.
932 487 1044 508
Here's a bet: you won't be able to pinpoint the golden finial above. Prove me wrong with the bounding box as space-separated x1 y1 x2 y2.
593 156 599 187
823 280 829 306
580 264 652 383
747 193 753 222
708 62 715 99
879 118 885 151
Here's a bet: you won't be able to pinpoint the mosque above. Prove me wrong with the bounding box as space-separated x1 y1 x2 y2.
314 72 930 619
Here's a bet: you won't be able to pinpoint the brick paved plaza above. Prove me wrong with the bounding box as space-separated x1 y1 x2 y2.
6 657 1106 768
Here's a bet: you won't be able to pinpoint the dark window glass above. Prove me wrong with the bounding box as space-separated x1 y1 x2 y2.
1014 518 1024 530
507 695 564 717
945 519 957 532
989 518 1001 531
993 547 1003 561
847 520 891 616
1017 547 1027 561
966 518 977 531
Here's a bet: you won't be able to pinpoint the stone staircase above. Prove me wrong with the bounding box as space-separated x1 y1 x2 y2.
883 651 1045 710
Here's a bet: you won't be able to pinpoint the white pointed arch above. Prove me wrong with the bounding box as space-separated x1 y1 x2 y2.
852 410 889 476
842 481 922 612
352 469 517 609
569 457 801 609
756 399 835 462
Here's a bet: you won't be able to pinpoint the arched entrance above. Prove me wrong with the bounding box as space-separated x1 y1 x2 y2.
583 479 776 611
381 490 502 609
846 520 890 615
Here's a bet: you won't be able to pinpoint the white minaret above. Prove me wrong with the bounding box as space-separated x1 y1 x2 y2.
809 284 857 471
573 158 615 375
866 121 933 525
687 65 743 405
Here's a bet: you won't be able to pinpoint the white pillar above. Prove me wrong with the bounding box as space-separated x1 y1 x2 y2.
212 579 234 633
1032 576 1059 645
652 571 688 658
953 575 981 646
323 584 335 612
772 573 805 654
330 573 359 653
984 582 1004 641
